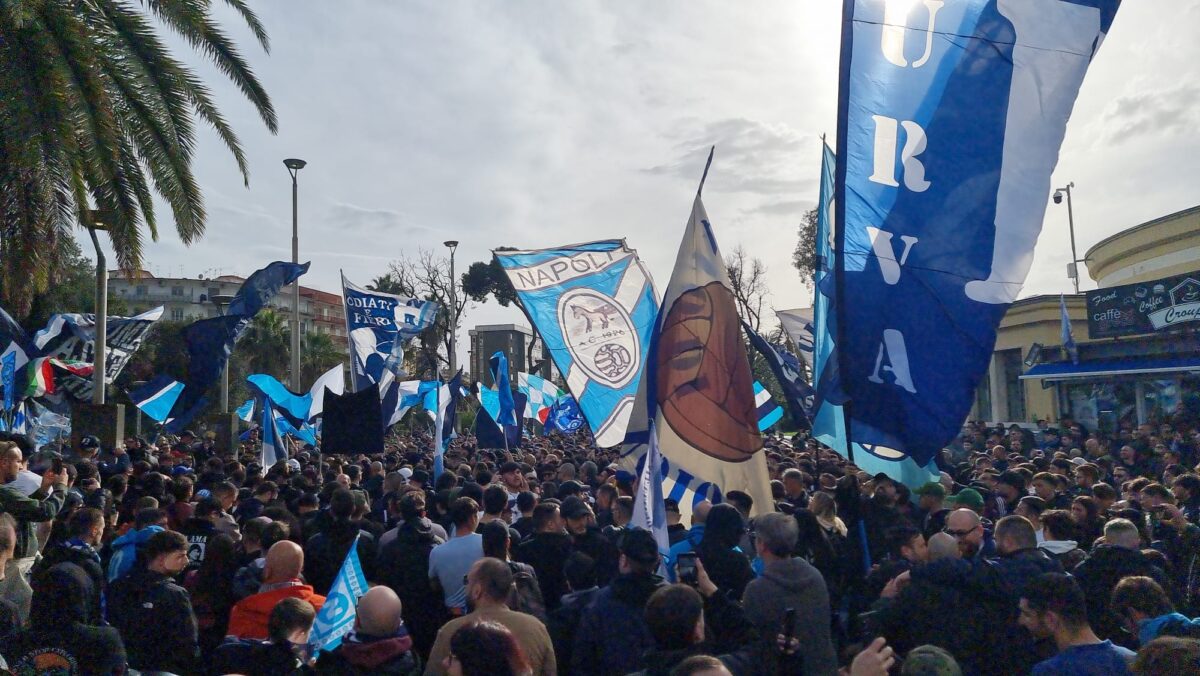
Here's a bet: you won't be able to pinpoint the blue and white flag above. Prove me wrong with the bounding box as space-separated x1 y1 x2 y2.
489 352 517 427
167 261 309 432
34 306 163 401
128 375 184 424
544 395 586 435
495 241 658 448
310 535 369 653
1 351 15 413
432 372 462 481
775 308 816 377
835 0 1118 466
247 374 312 425
235 399 255 423
743 321 815 428
341 273 439 390
1060 295 1079 365
812 142 938 489
517 372 564 424
260 397 286 468
753 382 784 432
632 421 671 569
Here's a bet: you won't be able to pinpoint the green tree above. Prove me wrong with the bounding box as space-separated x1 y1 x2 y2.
299 332 345 387
239 309 289 380
21 236 127 329
461 247 519 308
792 207 820 286
0 0 277 315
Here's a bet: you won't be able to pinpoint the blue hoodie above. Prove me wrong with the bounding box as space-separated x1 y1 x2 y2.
1139 612 1200 645
664 524 705 582
106 526 164 582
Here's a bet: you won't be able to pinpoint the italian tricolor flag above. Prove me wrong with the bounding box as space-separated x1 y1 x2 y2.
24 358 92 397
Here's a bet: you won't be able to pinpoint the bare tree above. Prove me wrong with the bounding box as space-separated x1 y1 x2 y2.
378 250 469 379
725 245 768 332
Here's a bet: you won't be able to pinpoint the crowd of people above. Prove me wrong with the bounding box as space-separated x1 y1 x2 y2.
0 411 1196 674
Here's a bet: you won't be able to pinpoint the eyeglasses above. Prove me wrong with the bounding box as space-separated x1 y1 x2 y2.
943 525 980 538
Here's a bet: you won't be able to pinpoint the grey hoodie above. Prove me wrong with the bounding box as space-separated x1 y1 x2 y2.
741 556 838 676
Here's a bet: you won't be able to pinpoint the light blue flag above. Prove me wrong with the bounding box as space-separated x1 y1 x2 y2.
476 386 501 424
247 374 312 424
235 399 255 423
753 382 784 432
632 421 670 574
128 375 185 424
2 351 15 412
1060 295 1079 365
834 0 1118 466
489 352 517 427
260 398 285 468
810 142 938 490
310 535 369 653
495 240 658 448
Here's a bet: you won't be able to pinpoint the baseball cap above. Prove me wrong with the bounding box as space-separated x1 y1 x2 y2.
79 435 100 450
902 645 962 676
287 458 302 472
560 496 591 521
946 488 984 511
171 465 192 477
411 469 430 485
620 528 661 566
399 467 414 480
914 482 947 498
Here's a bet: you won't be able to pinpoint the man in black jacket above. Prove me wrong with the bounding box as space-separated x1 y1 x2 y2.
375 490 445 660
1073 517 1170 642
305 488 377 595
515 500 574 612
108 530 201 674
32 507 107 622
562 496 619 586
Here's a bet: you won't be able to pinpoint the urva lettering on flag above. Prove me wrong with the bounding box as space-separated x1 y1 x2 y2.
835 0 1118 466
341 273 439 389
310 535 368 653
495 241 658 448
814 141 939 490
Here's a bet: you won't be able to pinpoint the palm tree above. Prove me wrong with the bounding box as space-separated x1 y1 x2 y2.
300 332 345 388
239 309 288 379
0 0 277 315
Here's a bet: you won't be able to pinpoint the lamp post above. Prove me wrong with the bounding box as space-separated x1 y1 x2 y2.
444 240 459 379
210 294 237 413
284 158 306 390
1053 182 1081 294
82 210 112 405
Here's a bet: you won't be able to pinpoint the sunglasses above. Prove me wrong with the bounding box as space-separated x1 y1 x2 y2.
943 525 980 538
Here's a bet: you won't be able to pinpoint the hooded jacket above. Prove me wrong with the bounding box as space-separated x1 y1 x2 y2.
696 504 754 599
572 572 668 676
1073 545 1169 641
108 564 201 674
315 628 422 675
227 581 327 640
33 537 104 622
1139 612 1200 645
0 562 126 676
105 524 163 582
304 519 376 596
376 517 445 659
1038 539 1087 570
742 557 837 675
515 530 574 612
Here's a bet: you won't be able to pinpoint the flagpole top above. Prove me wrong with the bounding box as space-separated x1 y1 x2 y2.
697 146 715 197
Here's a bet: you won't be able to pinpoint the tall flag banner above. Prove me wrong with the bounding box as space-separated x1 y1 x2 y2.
1060 295 1079 365
165 261 309 432
754 382 784 432
310 535 369 653
632 422 671 568
432 372 463 480
835 0 1119 466
33 307 163 401
235 399 255 423
743 321 815 428
494 241 659 448
775 308 817 376
1 351 14 413
517 372 564 423
247 374 312 424
544 395 586 435
341 273 439 390
812 143 938 489
636 169 773 518
488 351 517 427
475 391 527 450
128 375 185 424
260 396 286 468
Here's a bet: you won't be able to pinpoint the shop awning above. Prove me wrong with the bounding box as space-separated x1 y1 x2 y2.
1020 356 1200 381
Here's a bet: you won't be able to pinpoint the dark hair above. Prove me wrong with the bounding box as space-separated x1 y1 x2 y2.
460 482 484 506
68 507 105 539
1022 572 1088 626
725 490 753 514
483 485 509 516
480 521 511 560
595 483 618 502
143 530 187 560
399 491 426 521
1142 483 1172 501
887 525 922 558
330 488 355 520
267 596 316 644
450 497 480 529
1174 474 1200 496
613 496 634 522
448 620 531 676
1040 510 1076 542
254 480 278 497
671 655 726 676
193 533 239 590
135 507 166 529
531 502 561 532
297 493 320 510
646 585 704 649
1132 637 1200 675
1090 483 1117 501
995 515 1038 550
194 496 222 519
516 491 537 514
1018 495 1047 516
1112 576 1174 619
563 551 596 591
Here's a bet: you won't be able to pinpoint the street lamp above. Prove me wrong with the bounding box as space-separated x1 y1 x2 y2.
210 294 237 413
82 209 114 405
1053 182 1082 294
284 158 306 390
444 240 459 379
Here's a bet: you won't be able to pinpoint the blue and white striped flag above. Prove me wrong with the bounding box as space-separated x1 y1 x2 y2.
753 381 784 432
128 375 185 424
775 308 816 376
260 398 285 468
632 421 670 573
1060 295 1079 365
310 535 369 653
235 399 255 423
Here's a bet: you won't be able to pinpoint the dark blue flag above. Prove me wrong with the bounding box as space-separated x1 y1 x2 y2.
544 395 586 435
743 322 814 429
835 0 1118 465
488 351 517 427
165 261 309 432
475 391 526 450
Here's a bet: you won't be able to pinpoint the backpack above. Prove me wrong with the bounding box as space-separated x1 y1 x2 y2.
507 562 547 622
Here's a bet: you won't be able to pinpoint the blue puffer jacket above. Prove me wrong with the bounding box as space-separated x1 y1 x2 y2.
106 526 163 582
1139 612 1200 645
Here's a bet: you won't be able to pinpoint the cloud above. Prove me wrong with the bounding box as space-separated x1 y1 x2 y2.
1102 84 1200 143
645 117 815 195
326 202 410 231
743 199 815 218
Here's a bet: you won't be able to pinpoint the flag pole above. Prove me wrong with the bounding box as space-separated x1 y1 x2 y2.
696 146 715 197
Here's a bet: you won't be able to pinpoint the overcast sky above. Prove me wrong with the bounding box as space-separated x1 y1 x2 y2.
88 0 1200 361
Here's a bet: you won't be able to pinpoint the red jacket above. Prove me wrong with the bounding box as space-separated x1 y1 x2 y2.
226 582 326 640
